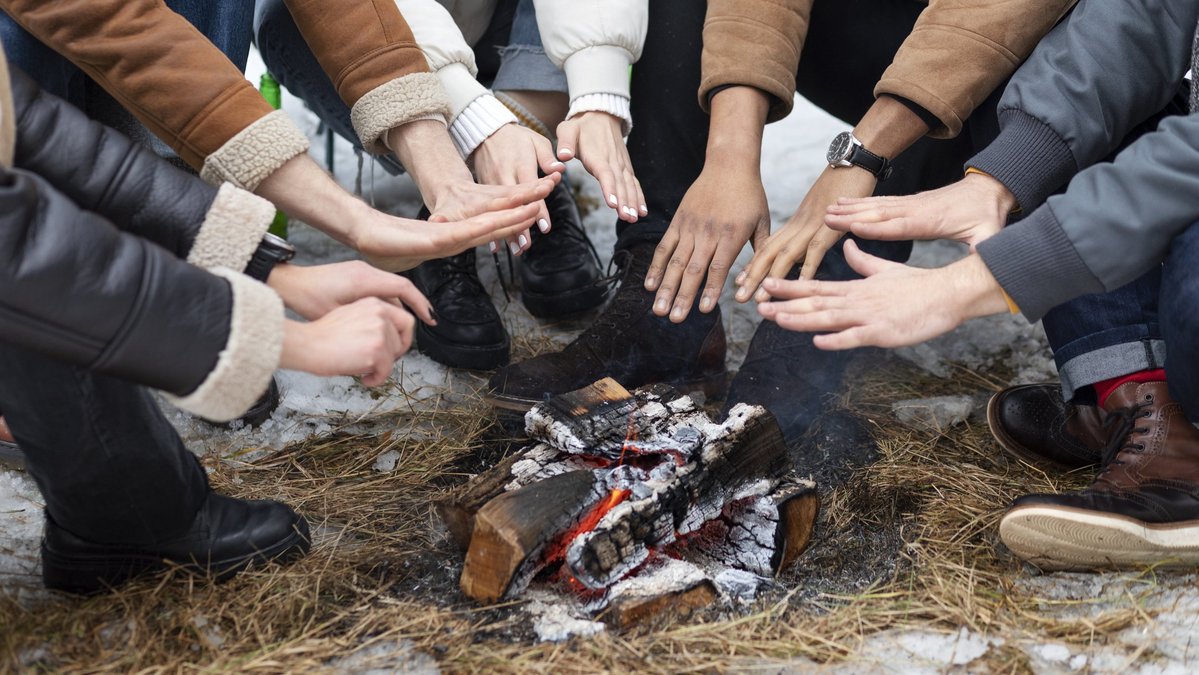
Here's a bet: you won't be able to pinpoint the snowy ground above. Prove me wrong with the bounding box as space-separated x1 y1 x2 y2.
0 53 1189 672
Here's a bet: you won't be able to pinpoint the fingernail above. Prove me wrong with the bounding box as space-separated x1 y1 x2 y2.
538 218 550 233
763 278 776 289
509 241 520 255
626 207 638 218
640 204 648 215
551 161 566 170
654 297 668 313
559 148 574 158
735 288 748 302
700 295 713 312
645 276 656 288
670 306 685 321
429 307 439 323
735 272 747 284
608 194 618 206
518 234 529 248
489 241 498 254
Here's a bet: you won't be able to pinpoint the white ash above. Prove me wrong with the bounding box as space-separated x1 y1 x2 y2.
524 593 606 643
713 569 767 603
707 494 783 577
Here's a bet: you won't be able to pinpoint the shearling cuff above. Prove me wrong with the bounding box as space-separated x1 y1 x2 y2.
976 206 1103 323
351 72 451 155
567 93 632 137
199 110 309 191
165 268 284 422
450 94 518 159
967 109 1077 213
186 184 277 271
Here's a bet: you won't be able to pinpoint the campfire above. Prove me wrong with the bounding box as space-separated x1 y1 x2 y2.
438 379 820 630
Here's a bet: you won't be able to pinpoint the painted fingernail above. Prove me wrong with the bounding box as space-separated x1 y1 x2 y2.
489 241 498 254
559 148 574 158
509 241 520 255
518 234 529 248
654 297 668 313
538 218 550 233
608 194 618 206
551 161 566 170
640 204 648 215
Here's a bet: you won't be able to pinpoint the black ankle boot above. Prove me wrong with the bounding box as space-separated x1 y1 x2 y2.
486 243 726 412
402 249 509 370
202 377 280 429
41 493 310 594
518 177 608 318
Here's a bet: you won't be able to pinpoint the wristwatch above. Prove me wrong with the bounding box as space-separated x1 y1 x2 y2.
826 131 893 180
244 232 296 282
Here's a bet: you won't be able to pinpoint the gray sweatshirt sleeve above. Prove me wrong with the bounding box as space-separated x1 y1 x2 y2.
978 113 1199 320
966 0 1197 211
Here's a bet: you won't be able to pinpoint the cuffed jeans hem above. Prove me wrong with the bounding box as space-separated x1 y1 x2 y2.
493 45 568 94
1057 339 1167 401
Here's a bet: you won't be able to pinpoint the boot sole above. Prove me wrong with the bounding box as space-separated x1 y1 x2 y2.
484 370 729 414
1000 504 1199 571
985 392 1091 473
41 525 310 595
522 283 609 319
415 323 509 371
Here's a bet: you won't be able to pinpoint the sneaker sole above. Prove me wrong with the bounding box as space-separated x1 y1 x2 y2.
41 525 310 595
415 323 509 371
985 392 1089 472
484 370 729 414
999 504 1199 571
521 283 609 319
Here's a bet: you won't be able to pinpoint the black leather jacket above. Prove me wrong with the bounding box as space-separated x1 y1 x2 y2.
1 67 281 421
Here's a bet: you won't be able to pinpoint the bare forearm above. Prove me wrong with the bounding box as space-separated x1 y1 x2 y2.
706 86 771 170
852 96 931 159
254 154 375 248
385 119 472 206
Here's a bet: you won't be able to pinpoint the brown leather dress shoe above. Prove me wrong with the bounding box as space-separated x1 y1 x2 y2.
1000 381 1199 570
987 383 1107 471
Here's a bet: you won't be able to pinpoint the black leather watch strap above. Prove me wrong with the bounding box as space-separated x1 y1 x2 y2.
847 144 893 181
244 234 296 282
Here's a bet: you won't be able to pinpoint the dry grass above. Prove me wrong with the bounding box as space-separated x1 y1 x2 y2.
0 356 1172 673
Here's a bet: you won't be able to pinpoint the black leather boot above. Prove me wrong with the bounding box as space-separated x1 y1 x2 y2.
202 377 280 429
987 383 1106 471
403 249 509 370
486 243 726 412
518 177 608 318
41 492 310 594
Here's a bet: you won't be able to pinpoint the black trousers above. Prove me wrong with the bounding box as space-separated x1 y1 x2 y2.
618 0 1002 260
0 343 207 545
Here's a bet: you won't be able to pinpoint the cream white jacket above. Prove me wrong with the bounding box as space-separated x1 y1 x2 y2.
395 0 646 157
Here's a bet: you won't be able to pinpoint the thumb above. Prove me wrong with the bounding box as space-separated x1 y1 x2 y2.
556 121 580 161
842 239 895 278
535 136 565 176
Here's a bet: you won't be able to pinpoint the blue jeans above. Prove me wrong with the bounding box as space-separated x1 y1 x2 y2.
253 0 565 174
0 341 208 545
0 1 255 155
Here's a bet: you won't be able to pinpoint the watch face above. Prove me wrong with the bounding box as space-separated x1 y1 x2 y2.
827 131 853 165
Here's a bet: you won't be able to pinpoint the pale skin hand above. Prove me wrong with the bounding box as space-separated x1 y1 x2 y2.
737 96 930 302
279 298 416 387
756 239 1010 350
471 123 566 241
645 86 771 323
824 172 1018 248
557 111 646 223
267 261 436 323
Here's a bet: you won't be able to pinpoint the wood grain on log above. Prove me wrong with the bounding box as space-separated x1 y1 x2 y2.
603 579 717 629
773 481 820 574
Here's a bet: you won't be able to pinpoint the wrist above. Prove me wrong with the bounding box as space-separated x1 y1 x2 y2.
851 97 929 159
964 171 1018 214
280 320 314 372
955 254 1011 319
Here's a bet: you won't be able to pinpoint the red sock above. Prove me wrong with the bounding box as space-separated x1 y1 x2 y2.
1092 368 1167 406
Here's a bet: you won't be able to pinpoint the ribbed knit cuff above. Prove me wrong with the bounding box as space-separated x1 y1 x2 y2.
567 93 632 137
449 94 518 159
966 109 1076 213
976 206 1104 322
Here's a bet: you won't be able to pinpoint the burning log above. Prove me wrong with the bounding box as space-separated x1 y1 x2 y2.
450 379 822 616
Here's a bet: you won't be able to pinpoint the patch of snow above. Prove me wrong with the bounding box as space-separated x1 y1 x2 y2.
325 639 440 675
891 396 975 430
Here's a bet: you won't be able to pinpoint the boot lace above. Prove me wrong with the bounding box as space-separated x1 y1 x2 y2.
1095 396 1155 478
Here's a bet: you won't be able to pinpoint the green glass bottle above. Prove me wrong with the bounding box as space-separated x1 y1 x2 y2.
259 73 289 238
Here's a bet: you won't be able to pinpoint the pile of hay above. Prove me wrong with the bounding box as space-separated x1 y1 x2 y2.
0 354 1166 673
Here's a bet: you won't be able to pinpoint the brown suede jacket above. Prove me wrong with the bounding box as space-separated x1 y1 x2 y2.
699 0 1076 138
0 0 449 189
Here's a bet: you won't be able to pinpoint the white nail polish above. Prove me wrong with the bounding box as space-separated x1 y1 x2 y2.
640 204 648 214
509 241 520 255
551 161 566 169
518 234 529 248
538 218 550 233
608 194 618 206
489 241 498 254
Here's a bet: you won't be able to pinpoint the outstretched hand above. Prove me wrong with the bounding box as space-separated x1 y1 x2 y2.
736 166 877 302
472 123 566 243
824 172 1016 249
557 111 646 223
757 239 1009 350
644 167 770 322
280 298 416 387
268 260 435 323
353 174 559 271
